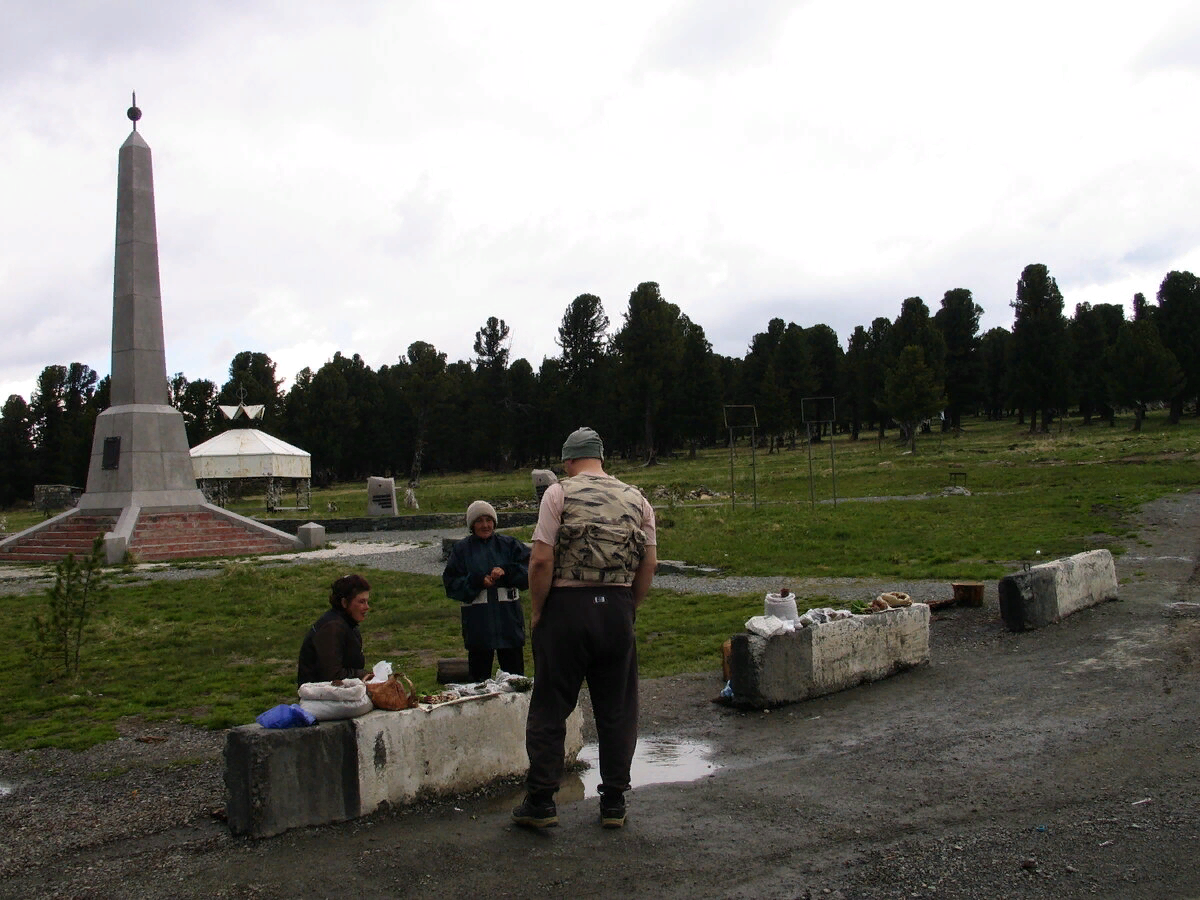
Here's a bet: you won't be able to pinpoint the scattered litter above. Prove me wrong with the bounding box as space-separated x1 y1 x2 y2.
1099 840 1114 847
1131 797 1152 806
443 671 532 697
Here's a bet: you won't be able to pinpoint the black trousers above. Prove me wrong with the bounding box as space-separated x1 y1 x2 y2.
525 585 638 797
467 647 524 681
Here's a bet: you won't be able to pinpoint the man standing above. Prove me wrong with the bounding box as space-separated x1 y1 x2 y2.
512 427 657 829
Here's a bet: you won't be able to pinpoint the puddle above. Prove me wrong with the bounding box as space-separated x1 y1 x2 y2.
488 737 720 811
576 737 721 796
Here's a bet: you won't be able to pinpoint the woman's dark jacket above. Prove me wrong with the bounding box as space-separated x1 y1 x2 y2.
296 607 365 685
442 533 531 651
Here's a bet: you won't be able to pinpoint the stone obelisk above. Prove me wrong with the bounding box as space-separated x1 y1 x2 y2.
77 99 206 511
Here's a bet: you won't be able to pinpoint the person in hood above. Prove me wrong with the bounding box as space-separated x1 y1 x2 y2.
442 500 531 681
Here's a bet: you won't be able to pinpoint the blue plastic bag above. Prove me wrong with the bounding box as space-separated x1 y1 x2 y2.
255 703 317 729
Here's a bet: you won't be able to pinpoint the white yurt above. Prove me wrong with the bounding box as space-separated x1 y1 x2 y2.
190 428 311 510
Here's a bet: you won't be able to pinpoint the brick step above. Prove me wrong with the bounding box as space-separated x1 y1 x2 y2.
132 537 291 553
4 543 102 556
136 542 294 561
1 550 92 562
131 528 268 543
134 532 291 544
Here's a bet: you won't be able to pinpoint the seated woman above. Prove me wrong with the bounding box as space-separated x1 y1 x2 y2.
442 501 530 681
296 573 371 685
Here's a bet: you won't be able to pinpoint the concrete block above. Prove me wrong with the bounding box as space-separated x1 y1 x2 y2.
355 691 581 813
224 719 361 838
998 549 1117 631
729 605 930 708
297 522 326 549
103 533 127 564
223 690 581 838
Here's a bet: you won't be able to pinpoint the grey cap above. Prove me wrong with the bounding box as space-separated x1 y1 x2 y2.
561 426 604 461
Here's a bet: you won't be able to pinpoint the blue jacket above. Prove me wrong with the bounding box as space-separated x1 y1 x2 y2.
442 533 530 651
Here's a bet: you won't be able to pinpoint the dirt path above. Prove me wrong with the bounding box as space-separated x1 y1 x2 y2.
2 494 1198 899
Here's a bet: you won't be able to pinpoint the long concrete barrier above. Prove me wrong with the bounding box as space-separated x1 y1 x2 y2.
728 605 931 708
224 691 582 838
998 549 1118 631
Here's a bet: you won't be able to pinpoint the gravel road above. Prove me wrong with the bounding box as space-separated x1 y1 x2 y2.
2 494 1198 899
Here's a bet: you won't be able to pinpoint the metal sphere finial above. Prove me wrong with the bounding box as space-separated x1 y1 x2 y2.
127 91 141 130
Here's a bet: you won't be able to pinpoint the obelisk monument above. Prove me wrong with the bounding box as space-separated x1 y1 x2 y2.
77 98 206 510
1 100 304 564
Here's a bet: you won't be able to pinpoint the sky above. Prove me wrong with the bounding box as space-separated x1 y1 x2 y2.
3 0 1199 405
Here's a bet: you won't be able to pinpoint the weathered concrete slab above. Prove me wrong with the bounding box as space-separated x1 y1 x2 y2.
998 549 1117 631
728 605 930 708
224 691 582 838
224 717 361 838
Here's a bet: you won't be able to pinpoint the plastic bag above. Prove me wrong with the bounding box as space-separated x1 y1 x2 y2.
372 660 393 681
256 703 317 729
764 591 799 621
745 615 794 637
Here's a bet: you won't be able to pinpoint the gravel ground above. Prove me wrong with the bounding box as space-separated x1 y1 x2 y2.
2 496 1198 899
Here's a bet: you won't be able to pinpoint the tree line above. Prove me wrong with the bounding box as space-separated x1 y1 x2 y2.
2 264 1198 507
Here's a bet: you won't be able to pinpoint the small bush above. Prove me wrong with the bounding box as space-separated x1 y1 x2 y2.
34 537 110 679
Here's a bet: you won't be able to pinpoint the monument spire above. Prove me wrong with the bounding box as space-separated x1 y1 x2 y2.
77 102 206 510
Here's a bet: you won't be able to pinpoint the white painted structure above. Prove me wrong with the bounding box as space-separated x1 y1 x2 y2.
190 429 311 480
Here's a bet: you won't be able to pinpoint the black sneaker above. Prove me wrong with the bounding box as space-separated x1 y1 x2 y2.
511 794 558 828
599 792 626 829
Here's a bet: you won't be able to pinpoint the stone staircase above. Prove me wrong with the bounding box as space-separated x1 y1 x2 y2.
0 515 115 562
128 510 296 561
0 509 295 564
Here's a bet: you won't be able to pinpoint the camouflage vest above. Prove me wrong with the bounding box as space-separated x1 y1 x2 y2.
553 474 648 584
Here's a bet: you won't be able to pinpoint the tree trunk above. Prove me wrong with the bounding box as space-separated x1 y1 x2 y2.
1170 395 1183 425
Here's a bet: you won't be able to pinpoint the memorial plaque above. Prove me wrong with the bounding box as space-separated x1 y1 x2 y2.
366 476 397 516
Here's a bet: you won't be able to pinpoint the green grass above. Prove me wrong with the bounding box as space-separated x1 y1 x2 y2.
2 411 1198 749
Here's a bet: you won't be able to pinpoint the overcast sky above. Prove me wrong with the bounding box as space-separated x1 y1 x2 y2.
3 0 1198 406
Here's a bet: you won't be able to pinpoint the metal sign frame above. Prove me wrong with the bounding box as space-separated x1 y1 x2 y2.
722 405 759 510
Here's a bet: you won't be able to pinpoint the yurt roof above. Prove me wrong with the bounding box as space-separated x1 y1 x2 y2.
190 429 311 479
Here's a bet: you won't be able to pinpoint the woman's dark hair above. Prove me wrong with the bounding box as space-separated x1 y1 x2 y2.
330 573 371 610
